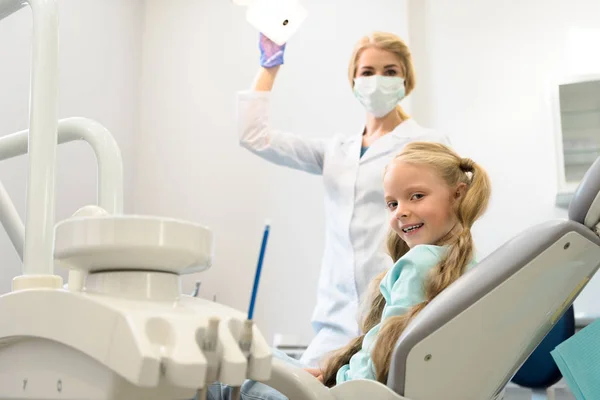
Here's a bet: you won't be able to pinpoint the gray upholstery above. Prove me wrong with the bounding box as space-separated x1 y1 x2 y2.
387 220 600 396
569 156 600 228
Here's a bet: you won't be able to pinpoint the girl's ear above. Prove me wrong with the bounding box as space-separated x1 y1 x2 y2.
454 182 467 202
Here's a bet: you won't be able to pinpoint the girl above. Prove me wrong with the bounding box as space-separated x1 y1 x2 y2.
207 141 491 398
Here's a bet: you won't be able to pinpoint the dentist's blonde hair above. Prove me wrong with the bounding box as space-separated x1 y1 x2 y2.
321 142 491 386
347 32 416 121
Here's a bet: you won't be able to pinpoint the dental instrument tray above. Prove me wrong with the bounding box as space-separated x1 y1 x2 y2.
54 215 213 274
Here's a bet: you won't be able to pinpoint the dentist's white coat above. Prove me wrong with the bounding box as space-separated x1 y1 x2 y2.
236 90 450 367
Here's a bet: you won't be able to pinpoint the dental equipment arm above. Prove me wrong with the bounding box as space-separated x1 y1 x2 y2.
0 117 125 261
0 179 24 260
0 0 59 286
0 117 124 215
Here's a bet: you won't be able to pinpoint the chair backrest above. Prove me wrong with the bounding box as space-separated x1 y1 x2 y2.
569 156 600 230
386 157 600 400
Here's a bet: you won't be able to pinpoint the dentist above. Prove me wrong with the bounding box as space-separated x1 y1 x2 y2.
236 31 450 368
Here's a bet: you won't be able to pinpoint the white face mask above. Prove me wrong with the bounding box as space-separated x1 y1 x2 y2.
353 76 406 118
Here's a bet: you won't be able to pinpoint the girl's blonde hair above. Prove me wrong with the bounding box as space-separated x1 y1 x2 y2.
321 142 491 386
347 32 416 120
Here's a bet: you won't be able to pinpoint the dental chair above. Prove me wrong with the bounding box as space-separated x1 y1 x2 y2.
1 1 600 399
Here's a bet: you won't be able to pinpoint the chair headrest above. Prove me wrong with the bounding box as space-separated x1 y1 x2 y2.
569 156 600 229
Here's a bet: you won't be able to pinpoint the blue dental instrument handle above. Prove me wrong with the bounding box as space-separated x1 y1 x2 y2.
248 222 270 320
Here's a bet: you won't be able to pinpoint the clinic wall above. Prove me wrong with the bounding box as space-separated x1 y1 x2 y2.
408 0 600 318
0 0 143 293
135 0 410 344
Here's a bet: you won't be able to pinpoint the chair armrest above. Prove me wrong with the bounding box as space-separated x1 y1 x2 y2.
263 358 336 400
331 379 411 400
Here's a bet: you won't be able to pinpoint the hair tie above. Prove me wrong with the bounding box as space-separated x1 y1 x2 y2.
460 158 475 172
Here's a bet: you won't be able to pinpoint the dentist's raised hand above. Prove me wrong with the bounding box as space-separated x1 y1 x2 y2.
259 33 286 68
253 33 285 91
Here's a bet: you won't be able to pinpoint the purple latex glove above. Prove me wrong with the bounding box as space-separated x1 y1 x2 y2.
259 33 286 68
